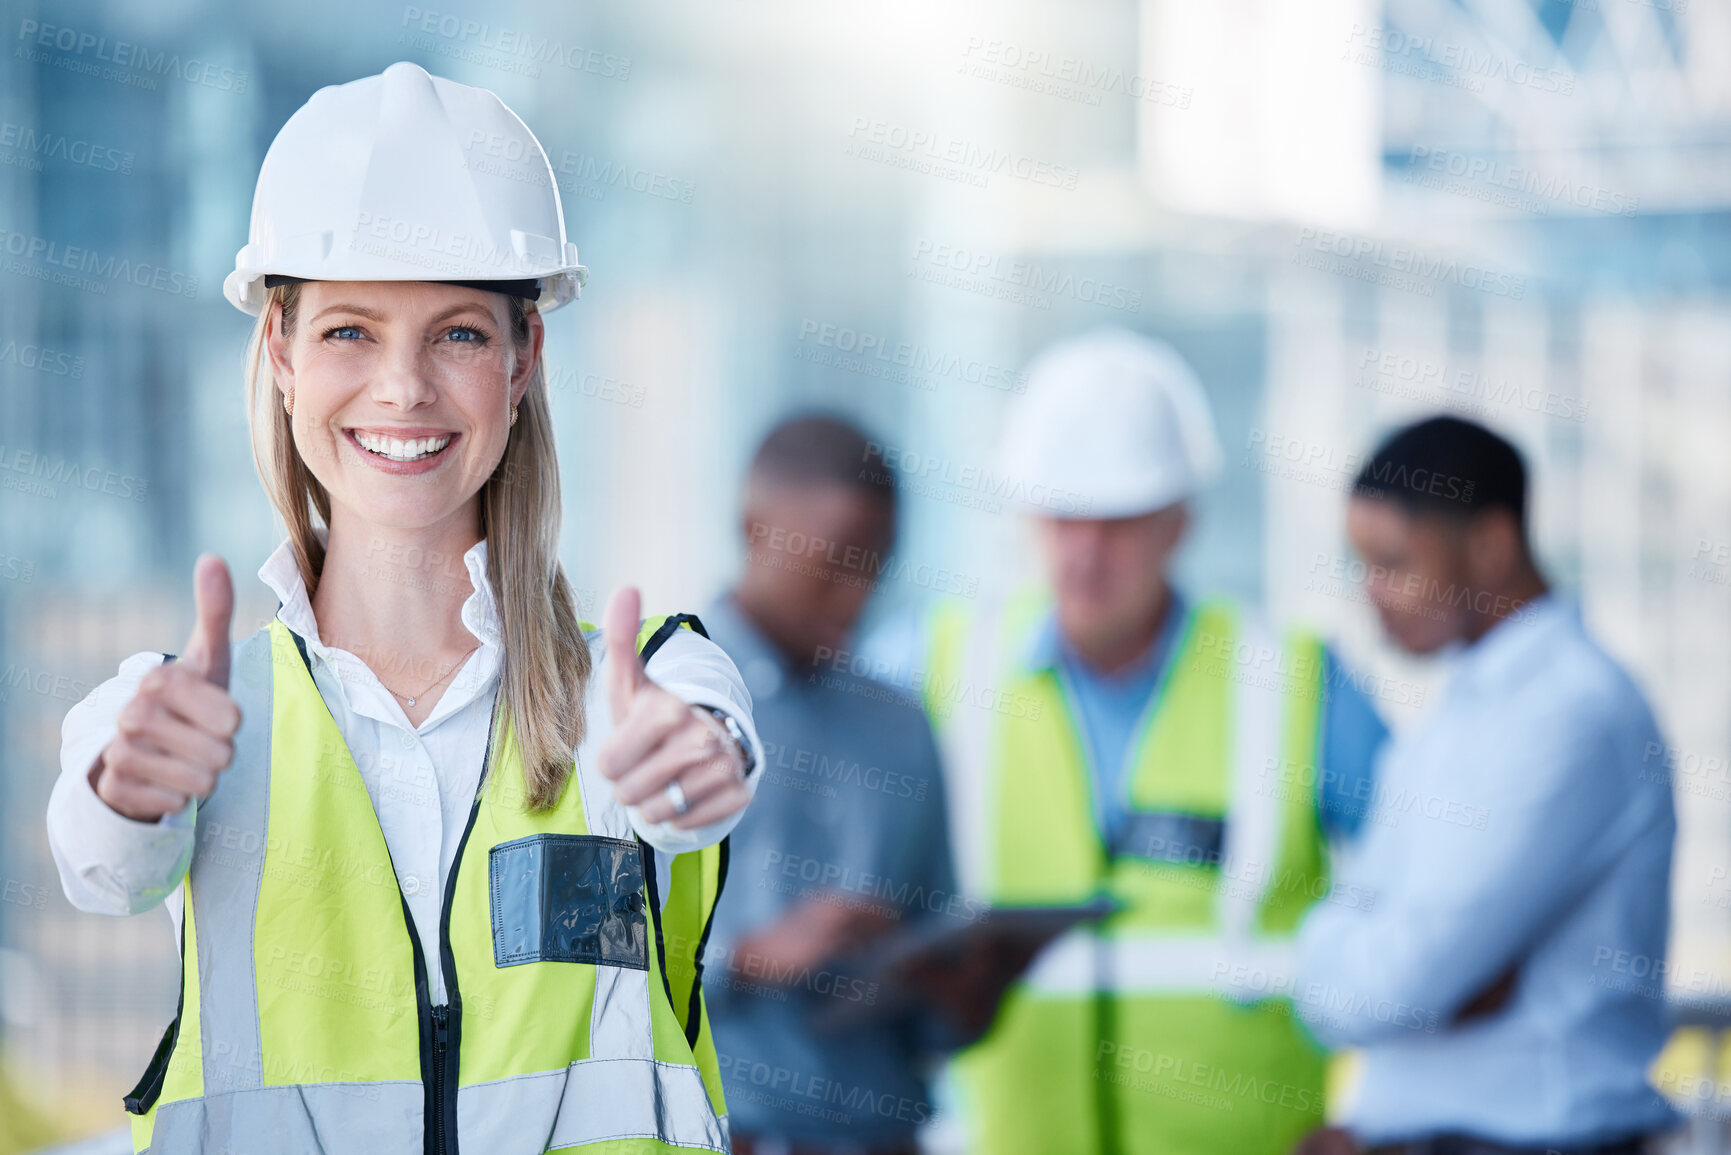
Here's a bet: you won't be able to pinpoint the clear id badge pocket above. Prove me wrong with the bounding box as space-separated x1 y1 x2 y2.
489 834 649 969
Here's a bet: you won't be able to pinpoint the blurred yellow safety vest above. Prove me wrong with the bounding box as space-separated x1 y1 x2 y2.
925 594 1334 1155
124 614 731 1155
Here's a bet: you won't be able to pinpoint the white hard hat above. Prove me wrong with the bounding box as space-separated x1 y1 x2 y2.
223 61 588 316
997 327 1223 519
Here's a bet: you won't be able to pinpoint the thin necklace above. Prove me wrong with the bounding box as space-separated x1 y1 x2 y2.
383 642 481 707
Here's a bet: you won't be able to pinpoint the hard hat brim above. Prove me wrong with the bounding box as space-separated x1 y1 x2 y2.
223 266 587 317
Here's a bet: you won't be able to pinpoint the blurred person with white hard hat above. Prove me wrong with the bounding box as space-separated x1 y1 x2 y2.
918 327 1391 1155
45 61 759 1155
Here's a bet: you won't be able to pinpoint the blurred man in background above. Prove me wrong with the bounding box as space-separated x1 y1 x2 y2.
1294 416 1679 1154
923 328 1388 1155
701 415 960 1155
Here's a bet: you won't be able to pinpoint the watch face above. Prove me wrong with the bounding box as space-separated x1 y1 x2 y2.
720 713 754 775
712 711 753 774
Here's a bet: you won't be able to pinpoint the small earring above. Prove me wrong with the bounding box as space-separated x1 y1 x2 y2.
508 403 518 428
283 385 294 416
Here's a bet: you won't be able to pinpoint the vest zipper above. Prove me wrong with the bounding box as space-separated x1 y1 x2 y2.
428 788 483 1155
409 687 499 1155
401 891 440 1155
432 1004 453 1149
429 1002 453 1155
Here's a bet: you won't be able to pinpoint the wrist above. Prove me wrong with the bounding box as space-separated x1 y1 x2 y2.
85 752 151 823
692 705 753 779
86 747 178 824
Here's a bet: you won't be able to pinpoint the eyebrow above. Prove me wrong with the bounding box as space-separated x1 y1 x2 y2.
309 302 497 325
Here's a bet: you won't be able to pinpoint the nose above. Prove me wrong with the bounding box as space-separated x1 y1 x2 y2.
370 336 439 412
1060 521 1109 571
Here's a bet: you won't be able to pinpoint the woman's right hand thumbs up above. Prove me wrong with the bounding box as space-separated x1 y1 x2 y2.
91 554 244 822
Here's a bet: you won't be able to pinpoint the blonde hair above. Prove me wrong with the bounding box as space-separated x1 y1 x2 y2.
242 281 592 810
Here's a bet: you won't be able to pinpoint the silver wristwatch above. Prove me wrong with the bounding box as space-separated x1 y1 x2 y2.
700 705 755 779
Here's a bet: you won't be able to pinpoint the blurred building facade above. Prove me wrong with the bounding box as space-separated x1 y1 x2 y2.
2 0 1730 1143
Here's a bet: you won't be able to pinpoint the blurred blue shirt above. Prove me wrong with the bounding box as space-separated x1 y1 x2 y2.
1293 594 1679 1145
1024 591 1387 844
700 595 958 1148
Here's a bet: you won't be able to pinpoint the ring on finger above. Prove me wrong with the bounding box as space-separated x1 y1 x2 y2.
664 779 690 816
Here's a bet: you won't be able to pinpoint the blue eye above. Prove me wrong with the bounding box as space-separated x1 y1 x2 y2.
446 326 490 344
321 325 363 341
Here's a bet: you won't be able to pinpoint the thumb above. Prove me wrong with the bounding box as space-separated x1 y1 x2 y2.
603 586 646 725
181 553 235 689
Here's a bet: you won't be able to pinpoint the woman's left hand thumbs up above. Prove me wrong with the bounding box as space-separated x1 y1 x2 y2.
597 586 752 830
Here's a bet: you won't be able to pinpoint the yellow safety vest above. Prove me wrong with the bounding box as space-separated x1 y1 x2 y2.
124 614 731 1154
926 594 1334 1155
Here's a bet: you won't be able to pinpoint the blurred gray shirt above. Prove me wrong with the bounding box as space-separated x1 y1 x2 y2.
700 594 958 1147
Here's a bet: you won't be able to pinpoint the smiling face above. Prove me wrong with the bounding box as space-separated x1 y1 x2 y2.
265 280 543 535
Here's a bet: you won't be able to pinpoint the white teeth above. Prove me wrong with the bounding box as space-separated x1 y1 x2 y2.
353 431 452 461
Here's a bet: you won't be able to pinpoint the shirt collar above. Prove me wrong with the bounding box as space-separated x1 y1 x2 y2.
1447 590 1570 692
258 526 503 655
1022 587 1189 678
1023 613 1064 672
703 592 793 701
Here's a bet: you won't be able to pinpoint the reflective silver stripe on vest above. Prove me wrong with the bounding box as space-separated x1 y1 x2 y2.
149 1063 727 1154
455 1059 727 1153
147 1082 422 1155
552 1058 728 1151
938 601 1007 900
192 630 276 1097
1021 932 1300 1001
1217 613 1283 941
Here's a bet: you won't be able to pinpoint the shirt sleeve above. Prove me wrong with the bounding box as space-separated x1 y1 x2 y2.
629 624 764 856
45 650 199 916
1314 647 1390 842
1293 693 1658 1048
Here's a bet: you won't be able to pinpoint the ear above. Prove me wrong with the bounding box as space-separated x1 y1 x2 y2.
1167 502 1192 547
509 307 545 408
264 299 295 401
743 500 778 557
873 496 899 556
741 480 776 554
1147 502 1190 554
1463 509 1522 585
